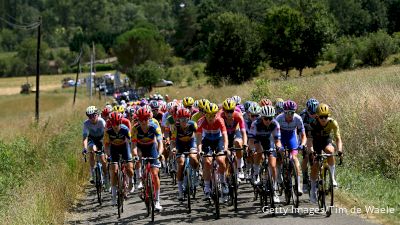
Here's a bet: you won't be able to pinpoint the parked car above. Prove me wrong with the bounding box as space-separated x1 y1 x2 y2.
62 79 81 88
155 79 173 87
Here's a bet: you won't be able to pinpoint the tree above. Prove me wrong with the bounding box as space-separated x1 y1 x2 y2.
263 6 305 79
16 38 49 75
292 0 337 76
113 27 170 72
205 12 263 85
126 60 163 92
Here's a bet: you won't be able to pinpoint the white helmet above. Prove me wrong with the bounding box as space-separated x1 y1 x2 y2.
248 103 261 114
260 105 275 117
86 106 98 116
167 102 176 110
232 95 241 105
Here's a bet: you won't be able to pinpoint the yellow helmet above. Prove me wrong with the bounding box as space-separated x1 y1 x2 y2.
183 96 195 107
316 103 330 116
198 99 210 110
222 98 236 111
113 105 125 113
204 102 219 114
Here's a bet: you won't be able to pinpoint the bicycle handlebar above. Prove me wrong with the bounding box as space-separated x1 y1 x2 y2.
313 152 343 165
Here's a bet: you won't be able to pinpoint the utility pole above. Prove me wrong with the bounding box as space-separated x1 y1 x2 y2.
35 17 41 123
73 48 82 106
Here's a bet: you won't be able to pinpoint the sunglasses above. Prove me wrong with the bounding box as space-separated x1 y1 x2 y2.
250 114 259 118
224 110 234 114
261 116 273 121
179 118 189 122
285 111 295 115
318 115 328 120
88 114 98 119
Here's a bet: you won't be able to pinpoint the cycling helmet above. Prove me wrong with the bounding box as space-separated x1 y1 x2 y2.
183 97 195 107
105 104 113 112
248 103 261 114
149 100 159 110
243 101 253 112
112 105 124 113
306 98 319 114
204 102 219 114
167 101 176 111
260 105 276 117
193 100 199 108
259 98 273 106
231 95 241 105
101 107 111 118
140 99 148 107
177 108 191 118
126 106 136 118
109 112 122 126
283 100 297 111
136 107 152 120
86 106 98 116
316 103 330 116
222 98 236 111
160 104 167 113
275 98 284 108
198 99 210 110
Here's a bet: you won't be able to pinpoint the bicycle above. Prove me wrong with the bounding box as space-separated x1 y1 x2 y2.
202 148 226 219
182 150 198 214
313 152 342 217
254 148 275 213
139 156 158 222
93 150 105 205
116 155 128 218
278 146 300 208
226 146 245 212
168 148 177 185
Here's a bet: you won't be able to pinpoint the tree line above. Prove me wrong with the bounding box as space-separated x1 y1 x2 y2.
0 0 400 86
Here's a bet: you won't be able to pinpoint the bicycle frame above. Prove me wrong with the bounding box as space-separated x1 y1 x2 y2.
182 151 197 213
141 157 157 222
94 151 104 205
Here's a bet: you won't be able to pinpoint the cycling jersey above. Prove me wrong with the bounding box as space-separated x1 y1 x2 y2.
220 111 246 135
161 111 170 127
249 118 281 150
153 112 164 125
172 120 197 155
310 117 340 141
82 118 106 140
190 108 199 116
300 109 316 138
275 113 305 150
196 117 227 141
103 124 131 146
132 122 163 166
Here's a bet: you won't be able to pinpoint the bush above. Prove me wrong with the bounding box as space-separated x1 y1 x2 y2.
333 36 360 71
359 31 398 66
250 78 271 102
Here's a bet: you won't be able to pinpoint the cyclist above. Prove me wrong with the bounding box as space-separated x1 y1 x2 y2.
244 103 261 179
275 98 285 115
108 106 132 131
309 103 343 203
259 98 273 107
183 96 199 116
101 107 111 121
231 95 244 113
299 98 319 193
82 106 107 184
220 98 247 182
248 105 281 203
104 112 134 205
170 108 199 200
196 103 229 201
132 107 164 211
191 99 209 123
150 100 163 125
275 100 306 196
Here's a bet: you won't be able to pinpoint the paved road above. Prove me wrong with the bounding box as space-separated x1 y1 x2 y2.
66 173 378 225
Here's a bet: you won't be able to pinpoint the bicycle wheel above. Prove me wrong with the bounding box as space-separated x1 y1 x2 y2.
148 173 155 222
213 171 220 219
192 169 197 199
324 167 334 217
95 166 102 205
186 168 191 213
317 172 326 212
144 174 150 217
265 168 275 211
117 169 123 218
283 162 291 205
291 162 299 208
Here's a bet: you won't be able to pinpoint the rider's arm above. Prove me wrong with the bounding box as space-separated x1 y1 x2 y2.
83 137 88 150
103 130 110 156
155 124 164 155
332 120 343 153
222 131 228 150
237 113 248 144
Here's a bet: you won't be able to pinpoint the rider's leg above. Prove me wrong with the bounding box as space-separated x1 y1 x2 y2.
177 156 184 197
324 144 337 186
291 149 303 194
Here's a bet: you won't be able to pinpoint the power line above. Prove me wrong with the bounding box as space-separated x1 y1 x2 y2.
0 16 41 30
